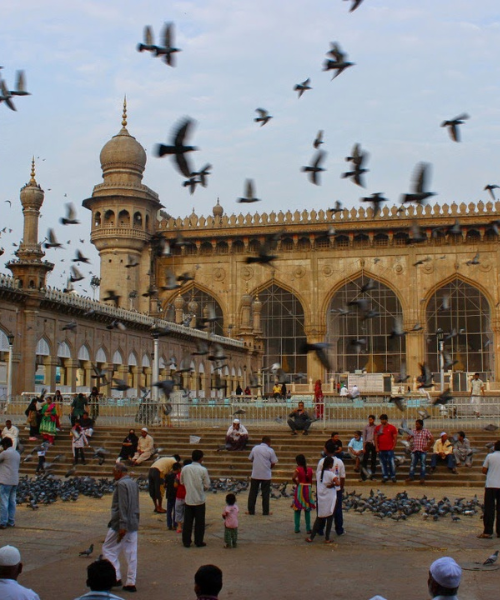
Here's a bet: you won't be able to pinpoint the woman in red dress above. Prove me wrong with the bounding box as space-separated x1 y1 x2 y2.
314 379 324 419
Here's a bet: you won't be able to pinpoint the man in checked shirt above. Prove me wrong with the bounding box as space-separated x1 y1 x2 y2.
406 419 434 484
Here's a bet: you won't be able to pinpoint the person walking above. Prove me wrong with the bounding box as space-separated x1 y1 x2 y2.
70 393 88 427
314 380 324 420
0 438 20 529
406 419 434 484
374 414 398 483
247 436 278 516
291 454 315 534
478 440 500 539
39 397 58 445
102 463 140 593
181 450 211 548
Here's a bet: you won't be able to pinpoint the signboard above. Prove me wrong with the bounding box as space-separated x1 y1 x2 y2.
348 373 385 393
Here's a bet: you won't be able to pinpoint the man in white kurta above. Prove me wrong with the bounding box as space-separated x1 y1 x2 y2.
131 428 154 465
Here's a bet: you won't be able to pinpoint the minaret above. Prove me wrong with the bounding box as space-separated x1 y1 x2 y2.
82 98 161 309
7 158 54 289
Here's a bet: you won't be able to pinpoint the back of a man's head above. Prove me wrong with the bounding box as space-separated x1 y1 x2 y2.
192 449 204 462
428 557 461 598
87 558 117 591
195 564 223 597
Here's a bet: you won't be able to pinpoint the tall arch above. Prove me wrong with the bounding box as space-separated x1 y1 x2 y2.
258 283 307 380
425 278 493 375
178 286 224 336
326 274 406 373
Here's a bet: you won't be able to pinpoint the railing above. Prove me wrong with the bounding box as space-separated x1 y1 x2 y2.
4 394 500 431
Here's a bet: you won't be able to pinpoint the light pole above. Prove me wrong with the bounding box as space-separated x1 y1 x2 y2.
6 333 14 403
436 330 445 391
152 332 159 402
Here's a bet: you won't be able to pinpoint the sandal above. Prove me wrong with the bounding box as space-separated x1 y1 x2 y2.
477 533 493 539
305 538 313 543
324 539 333 544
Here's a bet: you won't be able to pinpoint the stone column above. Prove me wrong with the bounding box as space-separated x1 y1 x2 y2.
144 367 152 388
65 359 81 393
44 357 59 392
174 295 185 325
131 366 141 394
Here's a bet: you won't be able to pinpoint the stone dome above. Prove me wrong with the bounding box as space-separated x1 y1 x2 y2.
99 100 147 181
213 198 223 218
20 159 44 208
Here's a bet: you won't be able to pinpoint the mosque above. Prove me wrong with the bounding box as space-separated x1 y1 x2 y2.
1 102 499 398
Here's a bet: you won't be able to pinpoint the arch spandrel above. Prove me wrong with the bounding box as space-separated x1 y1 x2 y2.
421 273 495 314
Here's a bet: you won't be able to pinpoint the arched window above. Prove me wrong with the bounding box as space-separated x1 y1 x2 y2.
94 212 101 227
200 242 212 255
232 240 244 254
353 233 369 247
96 348 107 363
327 276 405 373
465 229 480 243
118 210 130 227
426 279 493 375
297 237 311 251
180 288 224 336
316 235 331 249
133 212 143 228
248 239 261 253
215 241 229 254
393 231 408 246
374 233 388 247
258 284 307 382
281 237 294 251
57 342 71 358
185 242 197 255
104 210 115 226
335 235 349 248
78 345 90 361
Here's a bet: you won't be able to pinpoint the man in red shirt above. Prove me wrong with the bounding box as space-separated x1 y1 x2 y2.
374 414 398 483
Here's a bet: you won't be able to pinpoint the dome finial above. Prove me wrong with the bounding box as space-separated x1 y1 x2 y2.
30 156 36 184
122 95 127 128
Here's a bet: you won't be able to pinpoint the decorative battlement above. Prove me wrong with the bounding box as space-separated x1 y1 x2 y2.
158 200 500 232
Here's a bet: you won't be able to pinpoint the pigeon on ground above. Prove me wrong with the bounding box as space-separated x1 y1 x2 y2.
79 544 94 557
483 551 499 566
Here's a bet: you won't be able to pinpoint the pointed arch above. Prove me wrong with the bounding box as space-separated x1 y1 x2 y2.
36 337 51 356
166 283 225 336
0 330 10 352
112 349 123 365
425 277 493 375
57 341 72 359
127 352 138 367
422 273 494 311
321 269 408 319
96 347 108 363
252 282 307 380
326 273 406 373
78 345 90 361
142 354 151 368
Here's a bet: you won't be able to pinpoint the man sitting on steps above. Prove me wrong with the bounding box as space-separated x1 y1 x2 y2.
287 402 313 436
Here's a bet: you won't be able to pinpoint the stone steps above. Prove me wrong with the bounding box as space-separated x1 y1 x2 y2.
17 425 496 487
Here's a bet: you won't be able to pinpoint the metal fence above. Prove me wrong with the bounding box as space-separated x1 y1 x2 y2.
3 393 500 431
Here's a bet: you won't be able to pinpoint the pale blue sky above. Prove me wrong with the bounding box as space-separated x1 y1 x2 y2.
1 0 500 290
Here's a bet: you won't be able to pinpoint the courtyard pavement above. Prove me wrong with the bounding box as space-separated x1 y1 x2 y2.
3 483 499 600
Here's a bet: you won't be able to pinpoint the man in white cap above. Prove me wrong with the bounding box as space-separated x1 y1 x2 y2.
428 556 461 599
1 421 19 451
429 432 457 474
224 419 249 451
131 428 155 465
0 544 40 600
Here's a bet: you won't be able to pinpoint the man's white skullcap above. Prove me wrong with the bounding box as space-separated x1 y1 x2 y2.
0 545 21 567
141 427 148 432
368 596 387 600
440 431 447 437
233 419 240 424
430 557 462 589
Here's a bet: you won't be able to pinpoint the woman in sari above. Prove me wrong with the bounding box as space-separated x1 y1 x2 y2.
39 396 58 445
25 397 39 440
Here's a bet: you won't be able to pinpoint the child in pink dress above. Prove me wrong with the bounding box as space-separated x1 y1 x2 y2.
222 493 239 548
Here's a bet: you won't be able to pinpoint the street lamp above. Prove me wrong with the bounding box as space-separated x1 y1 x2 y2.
151 332 159 402
6 333 14 403
436 329 445 391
